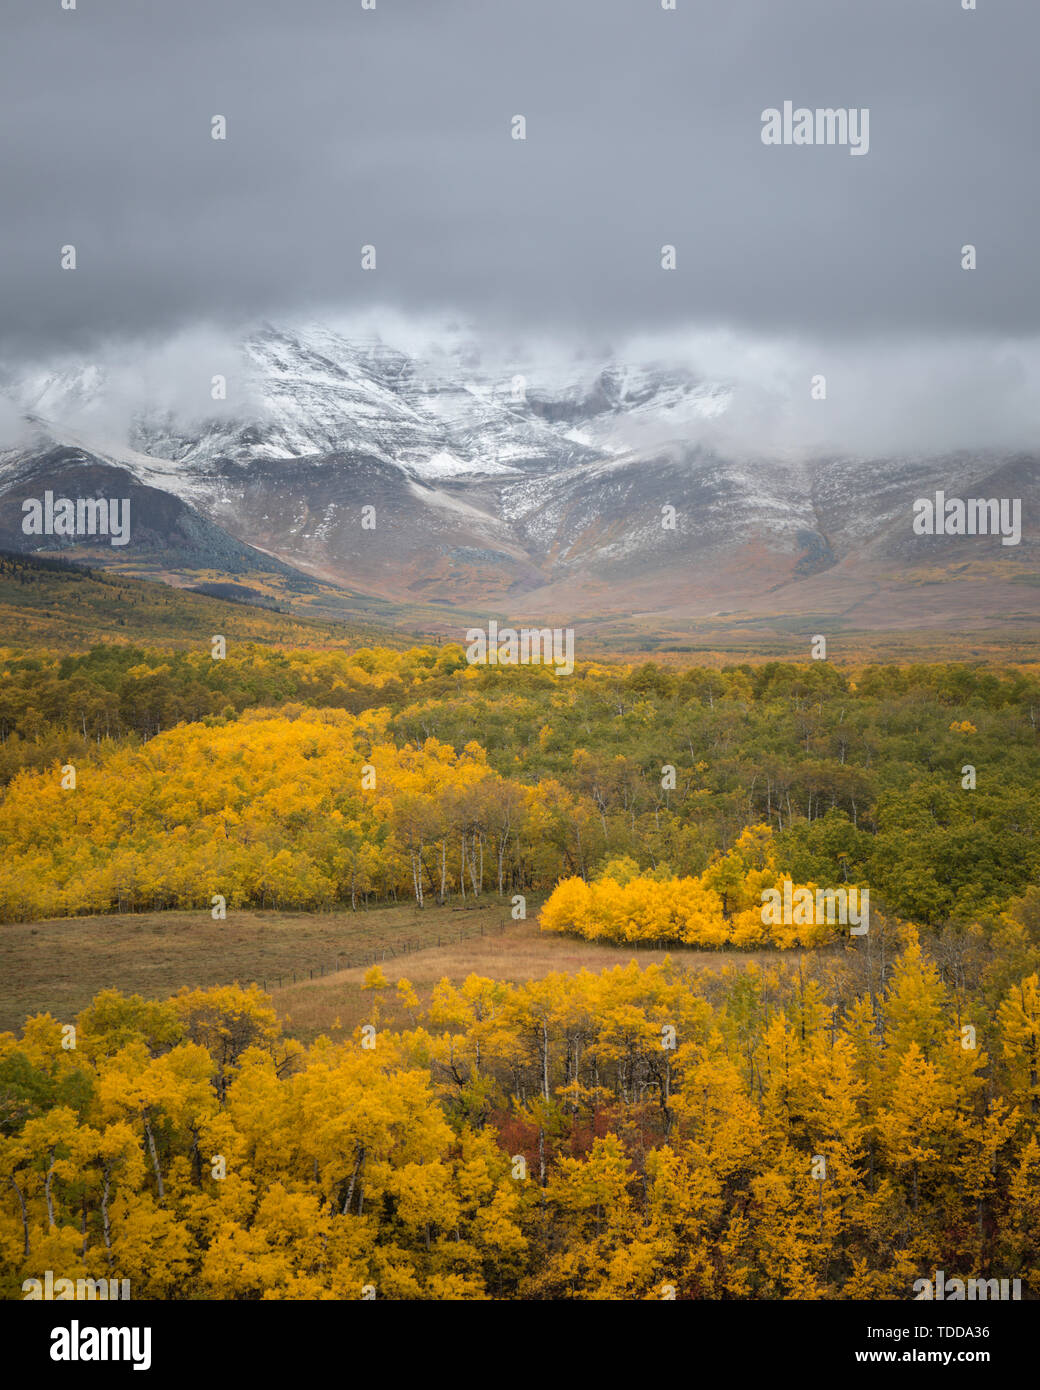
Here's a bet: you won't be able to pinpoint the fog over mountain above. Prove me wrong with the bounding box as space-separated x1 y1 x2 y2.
1 319 1036 641
3 1 1038 639
3 317 1040 461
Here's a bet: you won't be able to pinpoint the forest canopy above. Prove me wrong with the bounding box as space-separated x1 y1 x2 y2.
0 646 1036 925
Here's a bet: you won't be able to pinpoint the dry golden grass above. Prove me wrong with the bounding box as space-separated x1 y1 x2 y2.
268 918 774 1042
0 899 515 1034
0 898 778 1042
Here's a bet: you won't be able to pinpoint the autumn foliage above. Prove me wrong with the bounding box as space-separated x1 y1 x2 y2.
0 711 583 921
540 826 861 948
2 939 1039 1300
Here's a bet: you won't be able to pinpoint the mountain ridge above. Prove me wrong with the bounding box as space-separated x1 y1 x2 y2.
1 323 1036 640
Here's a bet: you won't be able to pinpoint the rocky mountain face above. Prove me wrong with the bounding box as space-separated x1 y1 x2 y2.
0 324 1036 638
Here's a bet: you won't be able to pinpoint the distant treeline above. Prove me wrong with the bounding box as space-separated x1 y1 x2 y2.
0 645 1037 925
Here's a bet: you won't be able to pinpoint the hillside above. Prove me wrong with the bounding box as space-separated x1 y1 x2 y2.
0 551 402 652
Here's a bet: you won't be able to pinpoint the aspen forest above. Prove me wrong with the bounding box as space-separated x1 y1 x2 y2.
2 639 1039 1301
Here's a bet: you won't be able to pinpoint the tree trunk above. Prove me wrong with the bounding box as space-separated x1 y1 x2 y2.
44 1149 56 1228
9 1177 29 1256
98 1166 114 1265
343 1144 366 1215
143 1114 165 1203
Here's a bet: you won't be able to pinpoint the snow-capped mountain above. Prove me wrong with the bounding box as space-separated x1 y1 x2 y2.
4 323 731 483
0 323 1036 636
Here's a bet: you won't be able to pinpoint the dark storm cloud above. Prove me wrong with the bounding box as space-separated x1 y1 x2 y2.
1 0 1038 355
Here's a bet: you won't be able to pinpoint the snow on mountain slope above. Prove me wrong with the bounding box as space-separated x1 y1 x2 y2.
0 322 1036 630
130 324 630 480
2 323 725 482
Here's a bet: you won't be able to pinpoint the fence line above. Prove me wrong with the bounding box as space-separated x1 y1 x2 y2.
259 915 513 993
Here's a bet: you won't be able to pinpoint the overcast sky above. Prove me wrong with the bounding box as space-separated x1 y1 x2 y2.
2 0 1039 452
